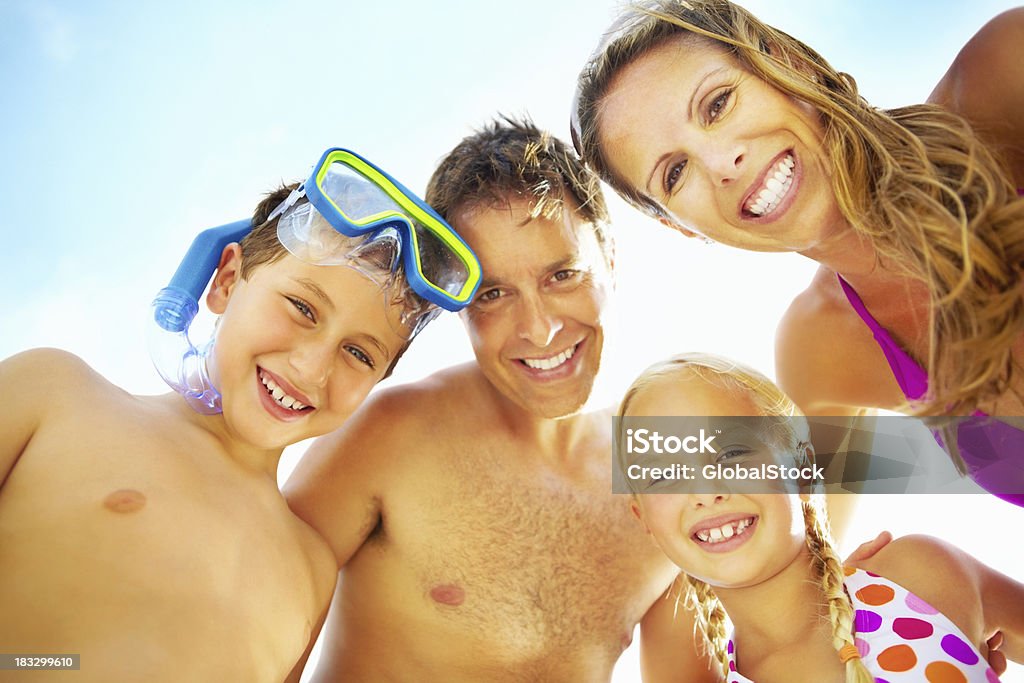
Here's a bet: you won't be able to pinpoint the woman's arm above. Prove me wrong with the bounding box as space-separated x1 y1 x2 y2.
929 8 1024 187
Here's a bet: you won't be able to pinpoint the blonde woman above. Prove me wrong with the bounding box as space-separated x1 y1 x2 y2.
573 0 1024 505
617 353 1022 682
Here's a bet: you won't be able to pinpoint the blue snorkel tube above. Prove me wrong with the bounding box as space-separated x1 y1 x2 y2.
150 219 253 415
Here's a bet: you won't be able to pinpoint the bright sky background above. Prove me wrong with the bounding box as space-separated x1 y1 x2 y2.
2 1 1021 680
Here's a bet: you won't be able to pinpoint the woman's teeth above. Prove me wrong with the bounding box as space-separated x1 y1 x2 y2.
259 370 308 411
523 345 576 370
747 155 794 217
694 517 755 544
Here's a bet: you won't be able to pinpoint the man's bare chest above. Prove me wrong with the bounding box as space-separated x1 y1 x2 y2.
353 449 676 652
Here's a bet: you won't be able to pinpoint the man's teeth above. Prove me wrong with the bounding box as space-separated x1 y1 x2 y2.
523 345 576 371
747 155 794 217
259 371 308 411
694 517 755 544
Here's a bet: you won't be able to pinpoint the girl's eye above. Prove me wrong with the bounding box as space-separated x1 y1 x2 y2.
345 345 375 369
717 448 750 463
288 296 315 322
707 89 732 121
665 161 687 193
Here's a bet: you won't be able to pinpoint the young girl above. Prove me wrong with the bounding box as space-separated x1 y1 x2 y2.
617 353 1022 682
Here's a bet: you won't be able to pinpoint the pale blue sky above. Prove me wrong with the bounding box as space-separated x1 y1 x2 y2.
2 1 1021 679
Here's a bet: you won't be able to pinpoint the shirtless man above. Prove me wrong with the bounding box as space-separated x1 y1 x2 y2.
0 170 445 682
285 118 714 682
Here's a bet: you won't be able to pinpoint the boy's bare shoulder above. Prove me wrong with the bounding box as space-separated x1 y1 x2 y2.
1 348 122 411
4 347 101 384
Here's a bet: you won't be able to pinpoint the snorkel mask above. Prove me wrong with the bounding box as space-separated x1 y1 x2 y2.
150 148 482 415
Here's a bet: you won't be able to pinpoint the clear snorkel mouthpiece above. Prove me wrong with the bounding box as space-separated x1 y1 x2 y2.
150 287 221 414
149 219 253 415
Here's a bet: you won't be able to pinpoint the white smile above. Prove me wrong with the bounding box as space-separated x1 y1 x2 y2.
694 516 756 544
521 344 577 371
259 369 310 411
745 154 794 217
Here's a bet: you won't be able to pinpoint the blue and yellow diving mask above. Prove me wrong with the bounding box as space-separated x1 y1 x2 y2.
269 147 481 312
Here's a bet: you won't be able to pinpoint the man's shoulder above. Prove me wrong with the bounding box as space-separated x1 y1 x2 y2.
367 362 489 422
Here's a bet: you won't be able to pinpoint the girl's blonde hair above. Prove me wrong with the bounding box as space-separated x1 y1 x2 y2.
576 0 1024 421
617 353 873 682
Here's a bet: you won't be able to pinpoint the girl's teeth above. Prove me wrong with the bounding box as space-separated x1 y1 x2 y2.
694 517 755 544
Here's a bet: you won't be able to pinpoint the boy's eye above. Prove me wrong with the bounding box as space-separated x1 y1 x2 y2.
288 296 315 322
345 345 375 368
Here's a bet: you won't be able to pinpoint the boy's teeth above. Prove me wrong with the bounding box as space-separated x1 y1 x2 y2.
259 370 309 412
747 154 795 217
523 345 576 370
694 517 756 545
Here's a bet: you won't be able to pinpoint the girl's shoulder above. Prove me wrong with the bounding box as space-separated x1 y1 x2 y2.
851 534 984 642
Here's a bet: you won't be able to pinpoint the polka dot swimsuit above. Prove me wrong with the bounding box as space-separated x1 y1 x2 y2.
725 567 999 682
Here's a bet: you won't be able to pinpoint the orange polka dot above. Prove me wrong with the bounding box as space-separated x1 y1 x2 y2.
877 644 917 672
855 583 896 606
843 565 856 576
925 661 967 683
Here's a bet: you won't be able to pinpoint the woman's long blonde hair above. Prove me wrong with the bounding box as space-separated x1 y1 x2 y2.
576 0 1024 419
616 353 873 682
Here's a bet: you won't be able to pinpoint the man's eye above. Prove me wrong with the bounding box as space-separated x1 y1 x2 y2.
477 288 503 303
288 296 315 322
345 345 375 368
552 269 579 283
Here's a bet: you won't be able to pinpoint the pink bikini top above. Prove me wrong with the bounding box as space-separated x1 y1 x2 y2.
837 275 1024 507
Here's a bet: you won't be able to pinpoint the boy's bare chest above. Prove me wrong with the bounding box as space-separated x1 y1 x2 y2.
0 415 322 677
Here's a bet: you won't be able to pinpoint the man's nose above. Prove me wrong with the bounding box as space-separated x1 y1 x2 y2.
516 295 563 348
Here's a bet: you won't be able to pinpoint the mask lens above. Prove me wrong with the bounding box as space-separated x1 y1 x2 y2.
412 221 470 296
319 161 405 226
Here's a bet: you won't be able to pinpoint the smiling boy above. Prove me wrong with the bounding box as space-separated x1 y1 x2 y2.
0 156 467 682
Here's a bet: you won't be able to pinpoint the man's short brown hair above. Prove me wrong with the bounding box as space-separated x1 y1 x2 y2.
426 115 612 265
